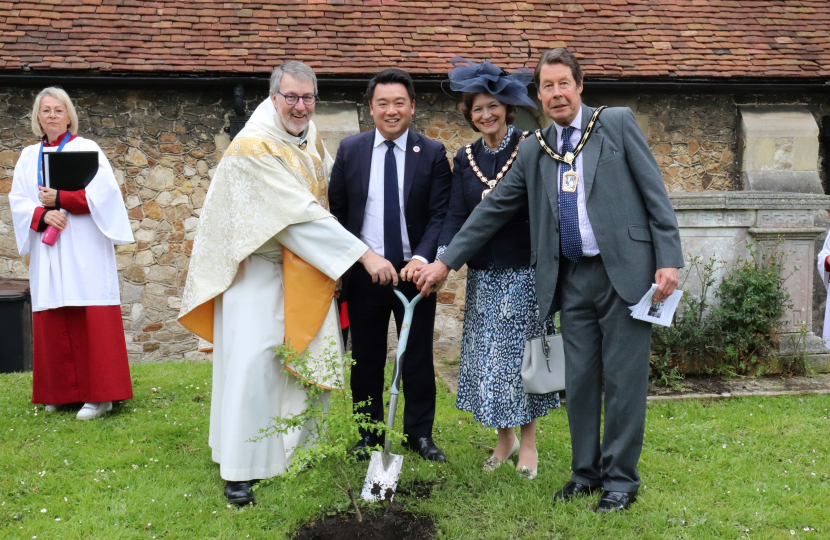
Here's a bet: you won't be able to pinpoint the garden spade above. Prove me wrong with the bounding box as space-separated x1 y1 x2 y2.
360 288 422 502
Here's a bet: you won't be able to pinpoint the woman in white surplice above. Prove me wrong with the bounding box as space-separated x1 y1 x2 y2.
9 87 134 420
178 61 397 505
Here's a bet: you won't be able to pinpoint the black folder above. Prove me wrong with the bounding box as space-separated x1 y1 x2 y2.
42 151 99 191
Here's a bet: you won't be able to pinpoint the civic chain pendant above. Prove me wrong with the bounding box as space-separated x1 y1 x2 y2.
561 170 578 193
466 131 528 199
535 106 607 194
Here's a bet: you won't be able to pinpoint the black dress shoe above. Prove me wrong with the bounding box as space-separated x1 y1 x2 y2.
224 480 255 506
349 433 384 462
596 490 637 512
401 436 446 462
553 481 603 502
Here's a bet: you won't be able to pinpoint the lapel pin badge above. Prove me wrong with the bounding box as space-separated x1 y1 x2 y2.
413 145 420 153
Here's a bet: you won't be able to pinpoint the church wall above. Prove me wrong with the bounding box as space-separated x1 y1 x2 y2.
0 87 229 363
1 86 828 363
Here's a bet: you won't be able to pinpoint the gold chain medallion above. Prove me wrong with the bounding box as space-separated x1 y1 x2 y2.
466 131 528 200
535 106 606 194
535 105 606 166
561 170 578 193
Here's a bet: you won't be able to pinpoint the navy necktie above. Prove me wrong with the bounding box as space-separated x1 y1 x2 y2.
559 126 583 262
383 140 404 267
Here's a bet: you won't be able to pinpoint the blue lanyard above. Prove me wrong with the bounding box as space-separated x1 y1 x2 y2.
37 131 71 188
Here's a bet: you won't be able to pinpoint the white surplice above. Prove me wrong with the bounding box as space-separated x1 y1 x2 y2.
817 232 830 348
180 98 368 481
9 137 134 311
210 217 366 481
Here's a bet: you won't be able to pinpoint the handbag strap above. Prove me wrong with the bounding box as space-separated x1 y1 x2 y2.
534 319 556 357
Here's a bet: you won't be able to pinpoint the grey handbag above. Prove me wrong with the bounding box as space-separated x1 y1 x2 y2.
521 325 566 394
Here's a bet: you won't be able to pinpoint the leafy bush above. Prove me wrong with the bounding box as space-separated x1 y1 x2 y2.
651 243 794 385
255 340 402 521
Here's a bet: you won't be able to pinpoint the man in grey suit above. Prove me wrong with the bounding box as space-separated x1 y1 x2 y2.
416 48 683 512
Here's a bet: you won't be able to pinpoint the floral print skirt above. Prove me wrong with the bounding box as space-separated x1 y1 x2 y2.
454 265 560 428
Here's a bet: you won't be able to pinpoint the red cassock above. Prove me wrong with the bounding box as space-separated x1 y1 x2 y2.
32 305 133 404
29 135 133 405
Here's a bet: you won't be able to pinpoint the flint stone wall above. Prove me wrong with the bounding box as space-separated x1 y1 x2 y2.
1 87 829 362
0 87 232 363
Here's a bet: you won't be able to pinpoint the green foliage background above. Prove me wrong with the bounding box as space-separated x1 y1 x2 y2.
651 245 795 386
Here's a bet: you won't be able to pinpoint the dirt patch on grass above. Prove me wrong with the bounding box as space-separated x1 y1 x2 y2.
394 479 436 500
649 375 731 396
648 373 830 399
290 502 434 540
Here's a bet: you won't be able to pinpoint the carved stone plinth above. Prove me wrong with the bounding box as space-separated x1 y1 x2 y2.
670 192 830 371
737 106 822 193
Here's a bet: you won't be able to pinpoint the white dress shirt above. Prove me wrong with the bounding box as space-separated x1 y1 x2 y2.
554 108 600 256
360 128 427 263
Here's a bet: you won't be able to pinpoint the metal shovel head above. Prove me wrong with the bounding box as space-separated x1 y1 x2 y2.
360 450 404 502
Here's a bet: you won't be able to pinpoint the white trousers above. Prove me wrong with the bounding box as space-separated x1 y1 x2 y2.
210 254 328 481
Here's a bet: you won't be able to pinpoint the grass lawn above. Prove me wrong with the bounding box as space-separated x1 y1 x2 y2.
1 361 829 540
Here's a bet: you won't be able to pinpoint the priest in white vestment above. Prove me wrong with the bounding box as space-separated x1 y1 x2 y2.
178 61 398 505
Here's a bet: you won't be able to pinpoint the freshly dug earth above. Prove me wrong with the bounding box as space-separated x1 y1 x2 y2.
290 502 434 540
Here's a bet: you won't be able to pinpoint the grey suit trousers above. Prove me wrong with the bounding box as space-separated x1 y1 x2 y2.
559 255 652 492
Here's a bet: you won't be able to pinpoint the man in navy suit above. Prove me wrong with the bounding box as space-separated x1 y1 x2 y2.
329 68 452 462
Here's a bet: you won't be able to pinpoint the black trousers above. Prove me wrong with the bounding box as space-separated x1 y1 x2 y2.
347 263 437 440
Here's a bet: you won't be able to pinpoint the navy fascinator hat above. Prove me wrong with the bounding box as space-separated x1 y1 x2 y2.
447 57 537 109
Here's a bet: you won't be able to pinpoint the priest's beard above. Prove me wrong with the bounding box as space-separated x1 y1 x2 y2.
278 108 311 137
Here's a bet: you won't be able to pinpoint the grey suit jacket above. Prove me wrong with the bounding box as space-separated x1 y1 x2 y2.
441 104 684 321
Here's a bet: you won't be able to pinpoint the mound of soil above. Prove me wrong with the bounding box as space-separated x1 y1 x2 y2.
290 502 434 540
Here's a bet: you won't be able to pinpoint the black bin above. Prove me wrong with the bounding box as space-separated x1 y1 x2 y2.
0 278 33 373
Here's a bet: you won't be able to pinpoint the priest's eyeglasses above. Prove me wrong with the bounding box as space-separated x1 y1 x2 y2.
277 92 317 106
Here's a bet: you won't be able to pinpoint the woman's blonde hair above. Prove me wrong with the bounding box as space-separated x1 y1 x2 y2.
31 87 79 138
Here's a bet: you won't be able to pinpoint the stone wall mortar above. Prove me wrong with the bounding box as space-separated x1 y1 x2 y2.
635 93 739 192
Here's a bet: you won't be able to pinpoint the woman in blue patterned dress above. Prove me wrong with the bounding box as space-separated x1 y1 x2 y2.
436 58 560 479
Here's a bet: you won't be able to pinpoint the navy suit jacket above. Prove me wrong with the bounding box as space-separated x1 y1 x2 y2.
329 129 452 264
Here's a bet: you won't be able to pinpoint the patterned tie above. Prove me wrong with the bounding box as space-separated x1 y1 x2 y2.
383 140 404 267
559 126 583 262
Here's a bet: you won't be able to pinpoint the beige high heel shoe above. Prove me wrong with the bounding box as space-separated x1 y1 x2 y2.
483 435 520 472
517 449 539 480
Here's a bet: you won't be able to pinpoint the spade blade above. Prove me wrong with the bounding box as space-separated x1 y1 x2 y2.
360 450 404 502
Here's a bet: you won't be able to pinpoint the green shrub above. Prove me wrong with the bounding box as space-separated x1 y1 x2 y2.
254 340 403 521
651 242 793 384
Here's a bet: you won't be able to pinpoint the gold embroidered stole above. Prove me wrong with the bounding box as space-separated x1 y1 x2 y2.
223 135 329 209
223 134 337 358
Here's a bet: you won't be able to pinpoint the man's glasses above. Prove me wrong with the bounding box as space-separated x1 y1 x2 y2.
277 92 317 106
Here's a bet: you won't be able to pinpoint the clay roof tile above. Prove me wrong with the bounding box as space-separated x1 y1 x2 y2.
0 0 827 78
